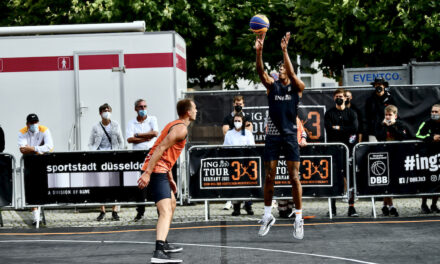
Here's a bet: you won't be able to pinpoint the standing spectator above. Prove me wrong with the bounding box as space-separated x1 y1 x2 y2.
375 105 410 217
324 88 359 217
416 103 440 214
365 77 395 142
222 95 253 135
88 103 124 221
126 99 159 221
277 117 307 218
345 90 364 142
0 124 4 152
223 113 255 216
222 95 253 210
18 113 54 225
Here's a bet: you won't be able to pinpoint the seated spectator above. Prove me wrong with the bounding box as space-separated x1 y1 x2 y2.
416 103 440 214
375 105 410 217
223 113 255 216
18 113 54 225
88 103 124 221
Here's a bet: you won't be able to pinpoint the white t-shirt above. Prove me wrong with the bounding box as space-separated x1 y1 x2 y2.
126 116 159 150
223 129 255 146
98 123 112 150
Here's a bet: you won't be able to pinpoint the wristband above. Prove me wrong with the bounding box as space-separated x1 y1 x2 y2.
135 133 139 138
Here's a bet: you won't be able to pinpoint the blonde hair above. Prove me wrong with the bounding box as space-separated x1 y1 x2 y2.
385 105 398 115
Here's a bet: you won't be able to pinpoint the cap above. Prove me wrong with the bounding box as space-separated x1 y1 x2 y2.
370 77 389 87
26 113 39 123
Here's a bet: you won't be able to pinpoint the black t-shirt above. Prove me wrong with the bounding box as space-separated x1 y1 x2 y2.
324 107 358 146
222 112 251 130
365 92 395 135
0 126 4 152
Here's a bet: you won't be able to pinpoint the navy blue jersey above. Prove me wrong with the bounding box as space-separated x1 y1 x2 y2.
267 80 300 135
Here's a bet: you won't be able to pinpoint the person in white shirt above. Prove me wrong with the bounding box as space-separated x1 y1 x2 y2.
88 103 124 221
126 99 159 150
223 113 255 216
126 99 159 221
18 113 54 225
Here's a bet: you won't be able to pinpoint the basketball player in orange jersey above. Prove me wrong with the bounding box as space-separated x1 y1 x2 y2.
137 99 197 264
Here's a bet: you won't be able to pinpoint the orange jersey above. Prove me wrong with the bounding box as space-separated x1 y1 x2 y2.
141 120 187 173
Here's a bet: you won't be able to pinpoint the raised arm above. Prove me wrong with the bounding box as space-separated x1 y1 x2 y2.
255 34 274 90
281 32 305 96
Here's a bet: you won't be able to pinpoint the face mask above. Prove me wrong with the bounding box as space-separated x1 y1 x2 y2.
138 109 147 117
432 114 440 121
335 98 344 106
101 111 111 120
234 105 242 113
29 124 39 133
345 99 351 106
234 121 242 130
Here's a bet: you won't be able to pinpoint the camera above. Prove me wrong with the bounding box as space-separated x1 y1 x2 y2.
375 86 384 93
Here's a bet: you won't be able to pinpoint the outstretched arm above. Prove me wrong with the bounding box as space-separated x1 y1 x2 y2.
281 32 305 96
255 34 274 90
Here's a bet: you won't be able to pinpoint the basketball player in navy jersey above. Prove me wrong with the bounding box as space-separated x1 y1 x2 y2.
255 32 305 239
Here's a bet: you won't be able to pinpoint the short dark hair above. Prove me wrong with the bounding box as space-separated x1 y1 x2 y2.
99 103 112 113
233 95 244 103
177 99 194 117
134 99 146 108
333 88 346 97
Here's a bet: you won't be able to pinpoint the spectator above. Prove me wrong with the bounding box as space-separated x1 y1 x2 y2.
223 113 255 216
416 103 440 214
365 77 395 142
126 99 159 221
88 103 124 221
375 105 411 217
18 113 54 225
222 95 253 135
0 124 4 152
222 95 253 210
345 90 364 142
324 88 359 217
277 117 307 218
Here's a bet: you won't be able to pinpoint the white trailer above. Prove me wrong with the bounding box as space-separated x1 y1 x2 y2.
0 21 187 161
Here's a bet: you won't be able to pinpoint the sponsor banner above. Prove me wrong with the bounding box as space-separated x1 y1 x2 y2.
188 86 440 145
188 144 346 199
0 154 13 207
23 150 151 205
354 142 440 196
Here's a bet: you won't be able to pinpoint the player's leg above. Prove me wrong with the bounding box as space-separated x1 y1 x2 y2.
258 160 278 237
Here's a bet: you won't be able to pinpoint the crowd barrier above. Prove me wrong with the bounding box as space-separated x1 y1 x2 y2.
186 143 349 220
0 153 16 227
353 140 440 217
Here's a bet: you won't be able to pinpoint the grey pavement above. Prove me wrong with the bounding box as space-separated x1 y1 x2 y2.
0 198 438 229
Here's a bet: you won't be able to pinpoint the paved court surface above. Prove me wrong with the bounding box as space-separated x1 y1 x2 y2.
1 218 439 264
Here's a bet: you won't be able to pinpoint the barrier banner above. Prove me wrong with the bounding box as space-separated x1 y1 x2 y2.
23 150 150 205
0 154 13 207
354 141 440 197
188 144 347 200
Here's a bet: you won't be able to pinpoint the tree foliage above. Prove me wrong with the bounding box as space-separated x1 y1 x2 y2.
1 0 439 88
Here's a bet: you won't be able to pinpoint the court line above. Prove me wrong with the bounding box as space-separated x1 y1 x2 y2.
0 239 378 264
0 219 439 236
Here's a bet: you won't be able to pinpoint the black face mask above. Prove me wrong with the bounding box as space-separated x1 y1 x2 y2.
345 99 351 106
234 105 242 112
335 98 344 106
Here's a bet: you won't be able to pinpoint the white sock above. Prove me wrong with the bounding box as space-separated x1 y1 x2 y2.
264 206 272 217
389 205 395 209
295 209 302 221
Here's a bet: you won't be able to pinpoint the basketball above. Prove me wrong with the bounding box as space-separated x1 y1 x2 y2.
250 14 269 34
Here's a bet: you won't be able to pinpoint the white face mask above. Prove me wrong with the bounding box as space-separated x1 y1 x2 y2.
234 121 242 130
29 124 39 133
101 111 111 120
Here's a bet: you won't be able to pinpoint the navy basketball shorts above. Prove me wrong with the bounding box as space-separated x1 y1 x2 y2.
264 134 300 162
146 172 172 203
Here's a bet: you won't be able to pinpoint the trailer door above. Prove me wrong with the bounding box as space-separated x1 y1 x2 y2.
73 51 126 150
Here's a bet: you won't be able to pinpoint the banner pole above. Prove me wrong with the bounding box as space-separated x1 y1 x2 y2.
328 198 333 219
204 200 210 221
371 197 377 218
